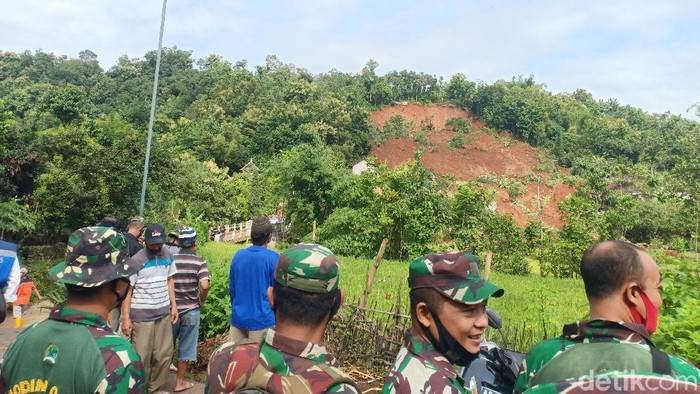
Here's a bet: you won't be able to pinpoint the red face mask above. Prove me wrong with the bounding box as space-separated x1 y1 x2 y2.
629 289 659 334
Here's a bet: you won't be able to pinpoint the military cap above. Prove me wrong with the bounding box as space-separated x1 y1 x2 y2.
408 251 504 304
178 227 197 247
49 226 142 287
275 243 340 293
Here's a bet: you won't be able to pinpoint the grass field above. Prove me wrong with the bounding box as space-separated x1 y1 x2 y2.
200 242 589 342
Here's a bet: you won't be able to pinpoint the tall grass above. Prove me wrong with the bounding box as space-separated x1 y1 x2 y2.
199 243 589 341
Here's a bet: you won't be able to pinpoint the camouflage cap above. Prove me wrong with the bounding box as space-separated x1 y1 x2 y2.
274 243 340 293
408 251 504 304
49 226 142 287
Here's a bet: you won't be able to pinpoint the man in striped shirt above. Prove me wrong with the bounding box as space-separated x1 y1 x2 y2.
121 223 178 394
171 227 210 392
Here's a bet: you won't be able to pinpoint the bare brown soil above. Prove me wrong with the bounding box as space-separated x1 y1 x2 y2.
369 104 574 229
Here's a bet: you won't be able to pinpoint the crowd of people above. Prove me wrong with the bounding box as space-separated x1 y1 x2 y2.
0 216 699 393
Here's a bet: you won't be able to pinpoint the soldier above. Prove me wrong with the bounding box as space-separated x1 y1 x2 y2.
206 243 359 393
0 226 146 393
383 251 505 393
514 240 700 393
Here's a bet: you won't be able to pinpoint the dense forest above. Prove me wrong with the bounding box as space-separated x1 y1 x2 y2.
2 47 700 276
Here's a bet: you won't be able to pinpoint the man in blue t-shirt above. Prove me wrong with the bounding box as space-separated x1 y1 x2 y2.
229 217 279 343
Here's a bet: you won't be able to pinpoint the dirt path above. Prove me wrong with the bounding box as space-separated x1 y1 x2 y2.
0 301 203 393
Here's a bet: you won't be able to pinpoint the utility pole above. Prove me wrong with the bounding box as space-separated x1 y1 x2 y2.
139 0 168 217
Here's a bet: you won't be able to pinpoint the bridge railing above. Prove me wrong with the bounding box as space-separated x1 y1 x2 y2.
208 220 253 243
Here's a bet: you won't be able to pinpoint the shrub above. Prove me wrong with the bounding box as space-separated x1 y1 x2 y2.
198 242 247 339
499 177 526 200
448 133 465 150
655 256 700 366
445 117 471 133
383 114 414 138
26 258 65 306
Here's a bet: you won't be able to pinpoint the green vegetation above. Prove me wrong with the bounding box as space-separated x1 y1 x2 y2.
198 242 699 363
198 242 587 341
656 255 700 367
1 49 699 275
3 46 698 366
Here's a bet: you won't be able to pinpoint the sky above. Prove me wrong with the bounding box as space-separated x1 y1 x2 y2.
1 0 699 118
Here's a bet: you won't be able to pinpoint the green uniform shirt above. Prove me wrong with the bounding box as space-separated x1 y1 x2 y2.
514 320 700 393
383 333 467 394
0 305 145 394
206 330 358 393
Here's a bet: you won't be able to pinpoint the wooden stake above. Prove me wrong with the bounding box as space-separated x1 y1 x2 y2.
484 251 493 280
312 220 317 243
395 275 403 328
359 238 388 310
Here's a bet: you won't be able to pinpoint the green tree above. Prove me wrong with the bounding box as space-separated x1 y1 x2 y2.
268 144 350 239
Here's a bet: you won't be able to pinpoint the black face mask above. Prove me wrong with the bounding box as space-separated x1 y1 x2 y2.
421 304 480 367
111 280 131 309
329 295 341 320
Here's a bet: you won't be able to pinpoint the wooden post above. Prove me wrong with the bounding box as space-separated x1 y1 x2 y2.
312 220 317 243
359 238 388 310
394 275 404 331
484 251 493 280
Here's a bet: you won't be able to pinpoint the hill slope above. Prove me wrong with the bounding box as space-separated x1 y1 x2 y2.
368 104 574 229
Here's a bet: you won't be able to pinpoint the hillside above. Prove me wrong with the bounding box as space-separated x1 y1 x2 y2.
368 104 575 229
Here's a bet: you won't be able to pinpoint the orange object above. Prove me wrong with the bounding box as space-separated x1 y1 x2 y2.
15 281 36 305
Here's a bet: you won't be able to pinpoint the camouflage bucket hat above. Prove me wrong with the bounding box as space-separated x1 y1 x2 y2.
408 251 504 304
49 226 141 287
275 243 340 293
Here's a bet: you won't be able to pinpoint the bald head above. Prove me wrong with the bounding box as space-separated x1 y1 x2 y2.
580 241 647 300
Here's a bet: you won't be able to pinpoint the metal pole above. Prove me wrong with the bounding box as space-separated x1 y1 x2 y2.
139 0 168 217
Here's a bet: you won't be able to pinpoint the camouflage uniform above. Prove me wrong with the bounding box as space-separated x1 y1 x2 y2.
514 320 700 393
383 252 504 394
384 332 468 393
0 226 146 393
206 243 359 394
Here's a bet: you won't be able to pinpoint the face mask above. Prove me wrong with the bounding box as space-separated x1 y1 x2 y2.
111 280 131 309
329 295 341 320
629 289 659 334
421 305 479 367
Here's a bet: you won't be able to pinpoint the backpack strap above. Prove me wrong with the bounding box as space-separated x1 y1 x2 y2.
650 345 672 375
